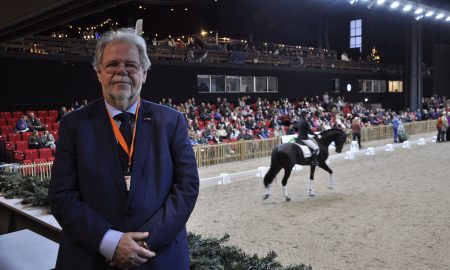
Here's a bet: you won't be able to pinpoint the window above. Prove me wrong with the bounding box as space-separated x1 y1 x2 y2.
388 80 403 93
211 75 225 92
350 19 362 52
197 75 277 93
358 79 386 93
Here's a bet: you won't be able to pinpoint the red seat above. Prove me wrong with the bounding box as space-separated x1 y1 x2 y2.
15 141 29 152
34 158 50 174
1 125 13 134
0 134 6 160
0 112 12 119
48 110 59 119
37 110 48 118
45 116 56 124
24 149 39 161
49 130 58 142
52 123 60 131
39 148 53 161
14 151 25 163
12 111 23 118
21 131 32 142
6 118 18 126
36 117 45 124
43 124 52 131
47 157 55 162
0 119 5 126
7 133 21 143
5 142 15 162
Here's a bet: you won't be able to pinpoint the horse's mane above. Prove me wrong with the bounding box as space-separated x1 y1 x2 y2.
319 128 344 136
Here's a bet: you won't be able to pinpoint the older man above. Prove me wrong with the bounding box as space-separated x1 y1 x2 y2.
49 28 199 270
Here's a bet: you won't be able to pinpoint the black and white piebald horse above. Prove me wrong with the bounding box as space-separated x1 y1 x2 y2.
263 128 348 201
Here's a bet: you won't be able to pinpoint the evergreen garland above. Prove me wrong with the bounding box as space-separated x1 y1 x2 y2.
0 170 312 269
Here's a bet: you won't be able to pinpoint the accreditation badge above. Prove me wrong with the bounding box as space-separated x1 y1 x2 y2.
124 174 131 191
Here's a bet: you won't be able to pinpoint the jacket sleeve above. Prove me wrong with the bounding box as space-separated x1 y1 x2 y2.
48 117 112 254
138 112 199 250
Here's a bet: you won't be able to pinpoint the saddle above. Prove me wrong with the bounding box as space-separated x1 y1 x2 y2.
294 142 312 158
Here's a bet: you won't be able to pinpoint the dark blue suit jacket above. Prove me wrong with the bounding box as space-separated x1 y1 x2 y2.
49 99 199 269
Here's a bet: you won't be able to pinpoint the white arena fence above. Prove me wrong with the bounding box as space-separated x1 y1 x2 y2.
199 136 436 188
1 161 52 180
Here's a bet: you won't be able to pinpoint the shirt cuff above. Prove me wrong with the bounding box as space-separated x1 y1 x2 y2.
99 229 123 261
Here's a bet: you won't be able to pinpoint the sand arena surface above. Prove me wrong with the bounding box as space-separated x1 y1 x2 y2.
187 132 450 270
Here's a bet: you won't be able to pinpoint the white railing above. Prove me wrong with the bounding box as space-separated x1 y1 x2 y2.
200 136 436 188
2 162 53 180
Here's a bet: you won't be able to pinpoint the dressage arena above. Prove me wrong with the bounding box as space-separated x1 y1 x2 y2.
187 132 450 270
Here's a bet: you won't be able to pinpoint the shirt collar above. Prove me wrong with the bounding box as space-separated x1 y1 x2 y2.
104 99 139 118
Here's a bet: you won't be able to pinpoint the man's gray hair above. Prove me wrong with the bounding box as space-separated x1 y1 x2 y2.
93 28 151 71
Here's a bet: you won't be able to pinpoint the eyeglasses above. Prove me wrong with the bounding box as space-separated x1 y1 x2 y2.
101 61 142 74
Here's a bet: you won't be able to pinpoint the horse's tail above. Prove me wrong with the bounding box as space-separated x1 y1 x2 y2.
263 146 281 187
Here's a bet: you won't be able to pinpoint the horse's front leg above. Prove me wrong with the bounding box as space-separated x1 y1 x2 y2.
308 165 317 196
319 162 334 190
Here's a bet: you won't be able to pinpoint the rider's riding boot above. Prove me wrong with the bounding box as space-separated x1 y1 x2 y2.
311 149 319 166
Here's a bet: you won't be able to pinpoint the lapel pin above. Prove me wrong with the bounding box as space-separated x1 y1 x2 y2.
144 117 152 121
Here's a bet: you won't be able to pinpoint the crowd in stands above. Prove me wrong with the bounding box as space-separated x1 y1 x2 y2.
158 94 449 145
1 95 448 164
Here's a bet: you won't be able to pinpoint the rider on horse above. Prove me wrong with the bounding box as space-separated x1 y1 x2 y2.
295 109 319 166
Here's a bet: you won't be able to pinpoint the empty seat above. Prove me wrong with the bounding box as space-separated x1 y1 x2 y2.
1 125 13 135
24 149 39 161
37 110 48 118
48 110 59 119
45 116 56 124
6 118 18 126
13 151 25 163
4 142 15 162
7 133 21 143
39 148 53 161
21 131 32 142
0 112 12 119
47 157 55 162
12 111 23 118
15 141 29 152
0 119 5 126
52 122 60 131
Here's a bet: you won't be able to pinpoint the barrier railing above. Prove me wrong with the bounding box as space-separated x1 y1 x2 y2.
2 162 53 180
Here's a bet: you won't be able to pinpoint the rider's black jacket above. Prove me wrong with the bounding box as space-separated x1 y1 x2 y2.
295 117 315 142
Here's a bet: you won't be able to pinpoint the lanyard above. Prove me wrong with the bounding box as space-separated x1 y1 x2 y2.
107 99 140 171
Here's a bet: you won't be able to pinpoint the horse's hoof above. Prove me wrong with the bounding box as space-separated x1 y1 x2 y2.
262 194 270 200
308 190 315 196
286 196 291 201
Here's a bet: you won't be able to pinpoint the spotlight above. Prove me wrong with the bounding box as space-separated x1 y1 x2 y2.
425 11 434 17
349 0 358 4
435 13 444 20
376 0 385 5
446 16 450 21
402 4 412 12
390 2 399 9
414 8 423 14
415 15 424 21
364 97 369 102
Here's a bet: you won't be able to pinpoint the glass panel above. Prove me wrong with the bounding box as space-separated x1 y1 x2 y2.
268 77 277 92
225 76 240 92
211 75 225 92
350 20 356 28
355 28 362 36
356 36 362 47
350 28 356 37
356 19 362 28
255 77 267 92
380 81 386 92
197 75 210 92
241 76 254 92
350 37 356 48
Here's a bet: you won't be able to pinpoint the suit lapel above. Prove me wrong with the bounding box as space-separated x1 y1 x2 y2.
91 100 127 192
128 101 153 198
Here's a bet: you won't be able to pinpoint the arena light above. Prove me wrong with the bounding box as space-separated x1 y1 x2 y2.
414 8 424 14
376 0 385 5
436 13 444 20
425 11 434 17
402 4 412 12
390 2 399 9
446 16 450 21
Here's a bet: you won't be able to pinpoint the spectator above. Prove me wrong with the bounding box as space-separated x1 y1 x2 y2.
391 114 400 143
351 116 362 148
41 130 56 149
27 112 44 131
28 130 41 149
15 115 29 132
